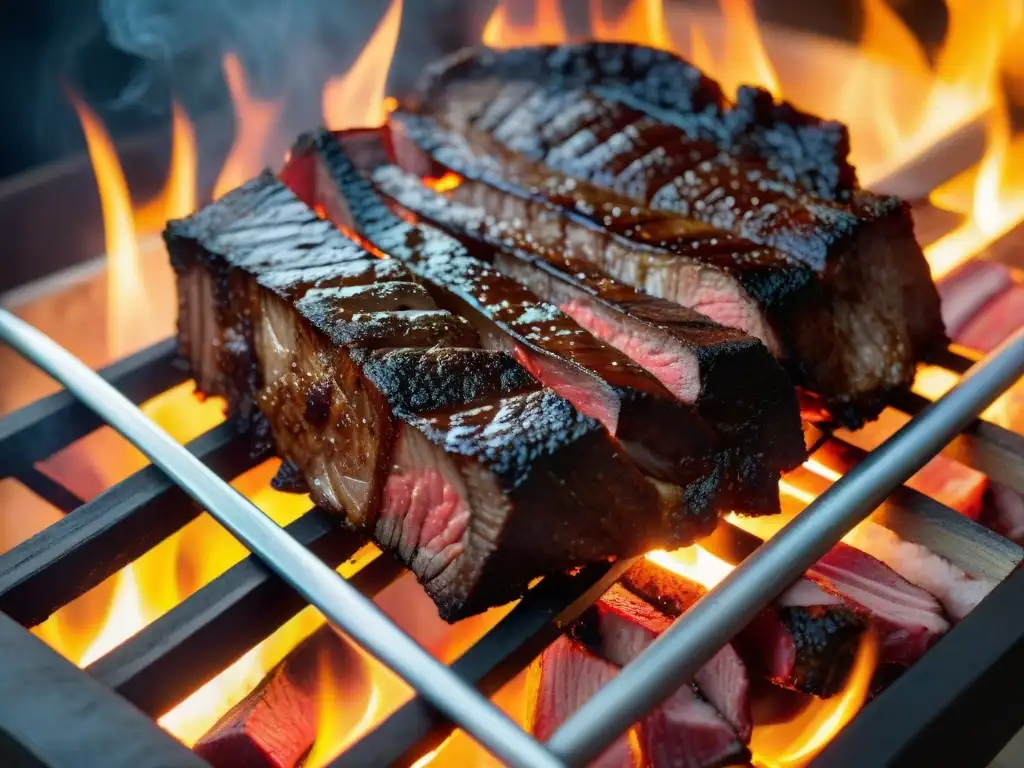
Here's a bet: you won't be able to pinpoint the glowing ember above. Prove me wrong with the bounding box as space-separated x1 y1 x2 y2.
483 0 569 48
213 53 284 200
322 0 404 131
646 546 733 589
751 631 880 767
423 171 463 193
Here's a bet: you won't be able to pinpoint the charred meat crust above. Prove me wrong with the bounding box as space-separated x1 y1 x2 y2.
362 156 806 513
390 111 944 427
412 42 854 200
299 129 753 524
167 173 668 621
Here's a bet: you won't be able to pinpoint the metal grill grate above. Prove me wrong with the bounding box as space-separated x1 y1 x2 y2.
1 325 1023 767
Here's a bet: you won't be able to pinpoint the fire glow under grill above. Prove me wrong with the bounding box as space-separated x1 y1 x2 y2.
3 1 1024 766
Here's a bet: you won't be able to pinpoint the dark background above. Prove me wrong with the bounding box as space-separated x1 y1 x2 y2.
0 0 949 182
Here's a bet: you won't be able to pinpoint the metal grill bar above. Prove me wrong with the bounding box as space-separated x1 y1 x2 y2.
547 328 1024 766
333 560 635 767
0 423 257 626
89 513 402 718
0 308 563 768
14 467 85 513
0 612 206 768
0 338 181 474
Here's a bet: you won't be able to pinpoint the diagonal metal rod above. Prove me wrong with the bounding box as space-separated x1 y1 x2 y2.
549 327 1024 767
0 308 562 768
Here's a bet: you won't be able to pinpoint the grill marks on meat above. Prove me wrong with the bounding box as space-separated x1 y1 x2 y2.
296 129 780 539
365 157 805 515
622 558 866 698
412 43 855 200
166 173 667 620
529 636 749 768
407 54 946 426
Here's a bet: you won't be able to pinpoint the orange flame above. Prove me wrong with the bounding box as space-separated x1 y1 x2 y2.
751 630 880 766
588 0 672 50
213 53 283 200
646 544 879 766
322 0 404 131
716 0 781 99
926 91 1024 278
483 0 569 48
134 102 197 233
69 93 149 359
423 171 463 193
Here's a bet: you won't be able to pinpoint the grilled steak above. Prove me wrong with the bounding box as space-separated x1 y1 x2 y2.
291 130 731 531
166 172 668 620
529 635 749 768
362 154 805 514
625 558 865 697
410 42 855 200
569 583 752 740
390 112 943 426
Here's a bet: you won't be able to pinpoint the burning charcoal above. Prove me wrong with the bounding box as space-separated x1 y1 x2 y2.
166 172 668 620
955 284 1024 352
528 635 749 768
193 628 364 768
907 454 987 520
936 258 1014 337
319 136 806 517
623 558 866 698
401 43 947 427
809 542 949 666
569 584 752 740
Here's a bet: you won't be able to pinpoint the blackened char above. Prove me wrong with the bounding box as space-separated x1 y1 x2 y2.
293 129 771 536
623 558 866 697
365 156 806 514
391 113 943 427
411 42 854 199
166 172 667 620
529 635 749 768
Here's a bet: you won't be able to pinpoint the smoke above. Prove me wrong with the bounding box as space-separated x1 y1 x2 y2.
92 0 473 184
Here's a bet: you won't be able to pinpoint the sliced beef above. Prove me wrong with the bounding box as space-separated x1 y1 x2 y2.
193 628 361 768
391 112 944 427
290 129 783 532
569 584 751 741
166 173 667 620
411 42 856 200
623 558 866 697
364 157 805 514
528 635 749 768
808 542 948 666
